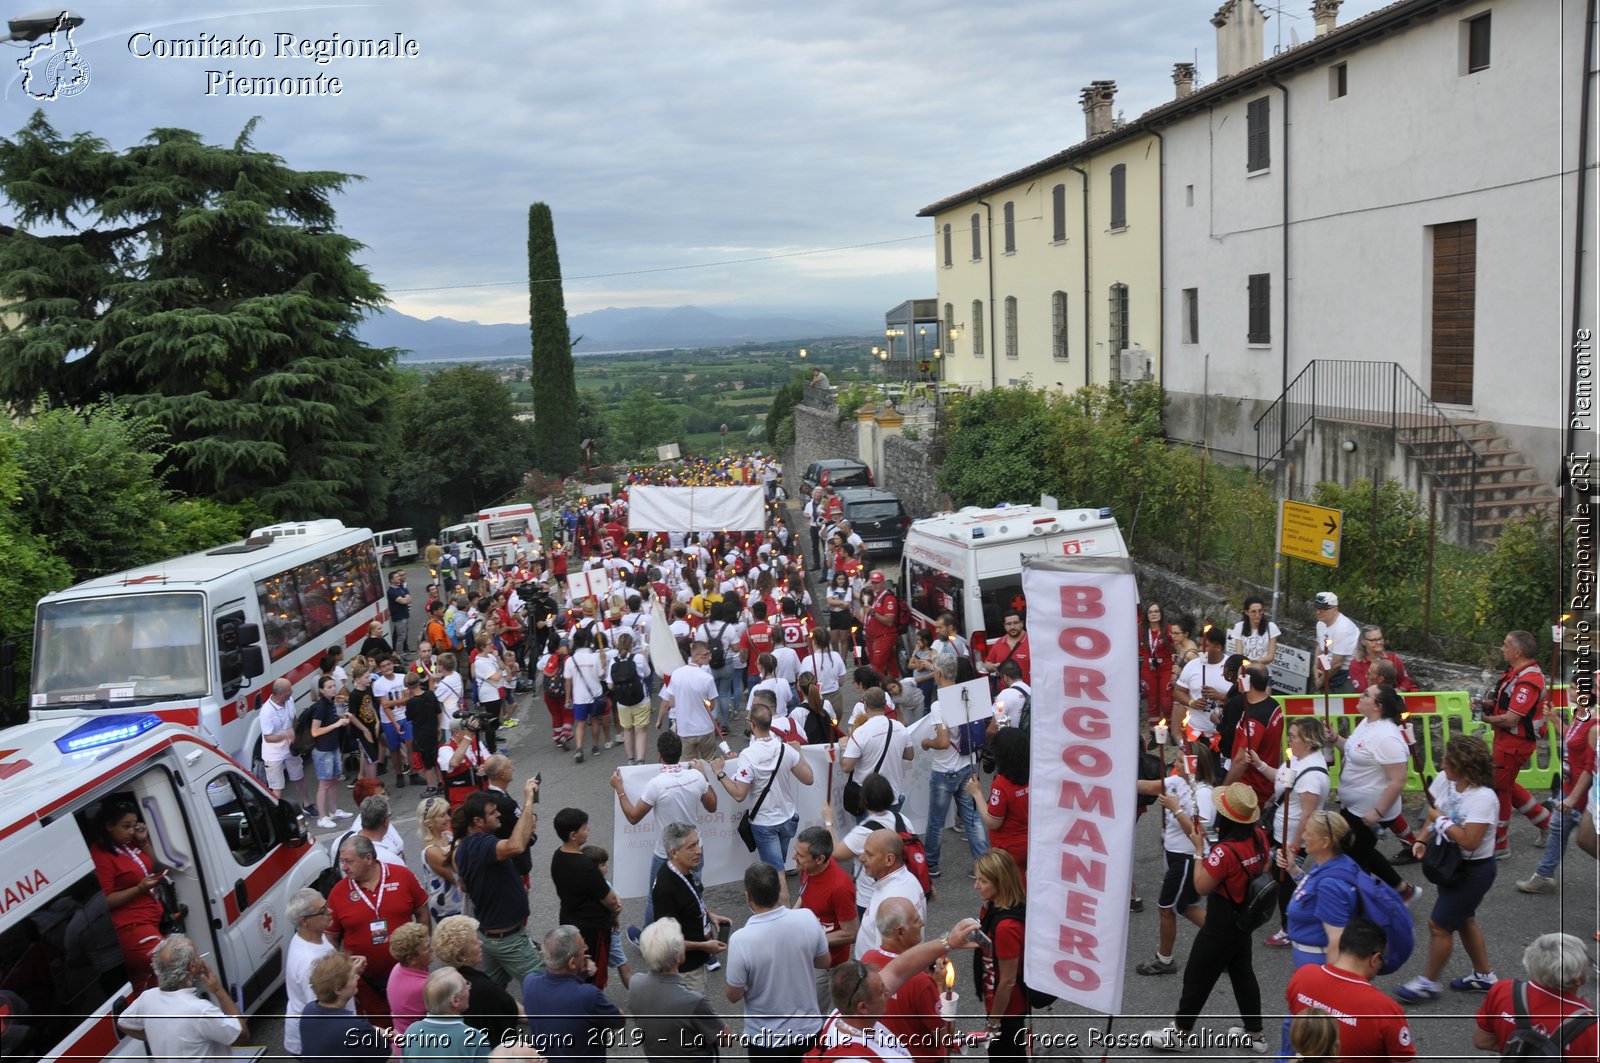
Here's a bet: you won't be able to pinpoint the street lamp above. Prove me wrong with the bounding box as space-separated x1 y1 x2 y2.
799 347 807 359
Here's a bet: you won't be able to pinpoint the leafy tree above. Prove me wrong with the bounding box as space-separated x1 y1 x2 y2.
389 366 537 524
609 388 683 458
0 113 399 519
766 376 804 445
528 203 580 474
937 385 1058 507
0 430 78 691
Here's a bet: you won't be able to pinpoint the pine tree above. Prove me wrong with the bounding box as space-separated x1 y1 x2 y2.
0 112 398 520
527 202 580 474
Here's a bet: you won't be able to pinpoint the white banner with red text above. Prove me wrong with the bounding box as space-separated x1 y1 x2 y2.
626 485 767 533
1022 555 1139 1016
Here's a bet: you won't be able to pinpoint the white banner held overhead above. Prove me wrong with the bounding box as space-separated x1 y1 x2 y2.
627 485 766 533
1021 555 1139 1017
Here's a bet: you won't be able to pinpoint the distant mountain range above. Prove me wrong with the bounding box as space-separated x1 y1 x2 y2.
359 305 871 360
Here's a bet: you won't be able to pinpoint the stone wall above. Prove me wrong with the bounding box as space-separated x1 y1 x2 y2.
790 403 859 494
883 435 947 517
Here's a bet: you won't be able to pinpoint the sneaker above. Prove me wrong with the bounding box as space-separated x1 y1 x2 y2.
1402 882 1424 906
591 746 600 756
1144 1026 1195 1053
604 740 614 750
394 773 408 789
704 959 721 972
1390 845 1420 866
1226 1028 1269 1055
1517 873 1557 894
502 718 520 729
1264 930 1292 949
422 787 442 798
574 751 585 764
1494 845 1511 861
927 866 942 878
625 925 642 951
1129 896 1144 913
331 809 354 820
1135 957 1178 976
952 823 966 836
302 804 319 818
1533 827 1549 848
316 816 336 829
1395 977 1441 1003
1450 972 1499 993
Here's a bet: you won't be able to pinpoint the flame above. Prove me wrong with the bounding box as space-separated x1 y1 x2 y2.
1158 718 1167 729
944 960 956 991
1561 613 1572 623
1203 623 1213 635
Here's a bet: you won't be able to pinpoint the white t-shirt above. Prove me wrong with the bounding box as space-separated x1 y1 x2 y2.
639 766 712 858
472 652 504 703
564 648 606 705
801 651 849 695
1316 612 1361 664
731 735 801 826
663 665 720 738
1228 620 1282 662
326 828 404 867
995 682 1030 727
1177 657 1229 735
922 702 968 774
1271 751 1331 845
854 864 925 959
117 986 242 1060
816 1011 913 1063
843 810 920 911
284 933 344 1056
435 672 464 738
771 646 801 684
1428 773 1499 860
747 676 794 715
373 673 407 722
1338 718 1409 820
843 716 911 799
259 697 297 764
1161 776 1215 854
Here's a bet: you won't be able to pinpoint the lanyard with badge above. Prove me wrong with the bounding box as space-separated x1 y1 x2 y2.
350 864 391 944
669 862 712 937
119 844 151 877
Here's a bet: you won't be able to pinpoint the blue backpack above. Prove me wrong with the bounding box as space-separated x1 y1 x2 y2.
1326 860 1415 975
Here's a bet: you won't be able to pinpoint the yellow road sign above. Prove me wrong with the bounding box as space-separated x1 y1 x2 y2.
1281 500 1342 567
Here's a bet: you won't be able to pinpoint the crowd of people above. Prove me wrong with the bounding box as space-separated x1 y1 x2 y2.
94 452 1597 1062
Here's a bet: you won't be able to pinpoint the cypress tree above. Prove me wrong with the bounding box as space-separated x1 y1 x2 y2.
527 202 580 475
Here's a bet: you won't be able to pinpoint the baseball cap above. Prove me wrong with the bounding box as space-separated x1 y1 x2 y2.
1313 592 1338 609
869 571 886 584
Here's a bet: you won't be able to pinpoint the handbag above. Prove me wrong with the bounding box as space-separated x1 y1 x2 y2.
737 744 785 852
842 722 892 817
1420 830 1466 888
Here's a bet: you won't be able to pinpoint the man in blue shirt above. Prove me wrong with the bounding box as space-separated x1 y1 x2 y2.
522 925 623 1063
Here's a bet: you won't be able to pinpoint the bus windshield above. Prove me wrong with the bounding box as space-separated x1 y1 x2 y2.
33 592 209 704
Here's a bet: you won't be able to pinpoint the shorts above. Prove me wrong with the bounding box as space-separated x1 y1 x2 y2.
263 756 304 790
413 729 440 766
617 700 651 729
312 749 341 781
572 701 598 723
1430 857 1496 931
1157 849 1202 911
608 928 626 970
829 611 854 632
380 720 413 750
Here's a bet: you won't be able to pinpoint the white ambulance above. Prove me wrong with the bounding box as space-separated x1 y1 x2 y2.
901 503 1129 653
0 713 330 1062
439 502 541 566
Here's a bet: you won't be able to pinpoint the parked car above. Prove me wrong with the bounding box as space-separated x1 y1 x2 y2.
802 458 874 495
835 486 911 558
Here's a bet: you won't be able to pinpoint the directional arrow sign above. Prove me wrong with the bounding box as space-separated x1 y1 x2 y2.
1281 500 1342 567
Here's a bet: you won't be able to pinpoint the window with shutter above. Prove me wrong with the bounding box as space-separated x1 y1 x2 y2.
1247 274 1271 343
1003 201 1016 253
1108 283 1129 356
1429 220 1476 405
1109 164 1127 229
942 224 952 268
1182 288 1199 344
1004 296 1018 358
1465 13 1490 73
971 213 982 261
1052 184 1066 242
944 303 955 356
1247 97 1270 172
971 300 985 357
1052 291 1069 360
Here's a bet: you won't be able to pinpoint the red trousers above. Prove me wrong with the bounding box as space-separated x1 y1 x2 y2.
1492 738 1543 848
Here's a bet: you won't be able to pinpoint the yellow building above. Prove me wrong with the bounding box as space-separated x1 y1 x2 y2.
918 81 1161 393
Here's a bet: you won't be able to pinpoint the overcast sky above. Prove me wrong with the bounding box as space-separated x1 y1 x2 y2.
9 1 1390 327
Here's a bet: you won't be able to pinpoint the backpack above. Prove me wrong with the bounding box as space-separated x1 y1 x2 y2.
289 703 316 757
609 656 646 707
543 656 567 701
1500 980 1597 1059
1230 831 1279 932
863 812 933 899
706 623 728 669
1135 737 1164 809
1321 862 1415 976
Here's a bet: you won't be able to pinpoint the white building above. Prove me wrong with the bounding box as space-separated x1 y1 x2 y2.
1144 0 1592 540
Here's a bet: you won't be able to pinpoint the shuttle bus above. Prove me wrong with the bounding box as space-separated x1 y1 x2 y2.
29 520 387 764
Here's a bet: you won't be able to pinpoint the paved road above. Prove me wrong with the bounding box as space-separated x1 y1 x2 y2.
244 558 1597 1060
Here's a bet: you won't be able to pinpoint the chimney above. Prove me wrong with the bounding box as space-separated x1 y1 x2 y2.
1173 62 1196 98
1312 0 1342 36
1212 0 1267 79
1081 80 1116 138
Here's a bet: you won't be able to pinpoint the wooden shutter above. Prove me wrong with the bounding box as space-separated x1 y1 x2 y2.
942 224 952 268
1247 97 1270 172
1052 184 1067 241
1247 274 1270 343
971 213 982 260
1430 220 1476 405
1110 165 1126 229
1003 202 1015 253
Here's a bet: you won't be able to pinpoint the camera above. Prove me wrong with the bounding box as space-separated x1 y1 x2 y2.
453 708 495 730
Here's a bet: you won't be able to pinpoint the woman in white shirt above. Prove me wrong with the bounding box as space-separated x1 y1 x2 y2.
745 653 794 717
1396 734 1501 1003
1262 717 1332 949
564 626 608 764
801 629 849 722
1227 597 1280 664
1330 683 1420 901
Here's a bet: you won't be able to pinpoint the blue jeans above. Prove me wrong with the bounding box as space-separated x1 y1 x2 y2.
752 813 799 874
1534 805 1582 878
712 665 743 729
642 852 669 925
924 765 990 873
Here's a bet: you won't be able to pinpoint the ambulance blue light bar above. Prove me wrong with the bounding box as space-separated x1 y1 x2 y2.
56 713 164 753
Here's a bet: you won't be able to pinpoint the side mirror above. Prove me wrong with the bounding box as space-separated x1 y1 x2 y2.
240 647 265 680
